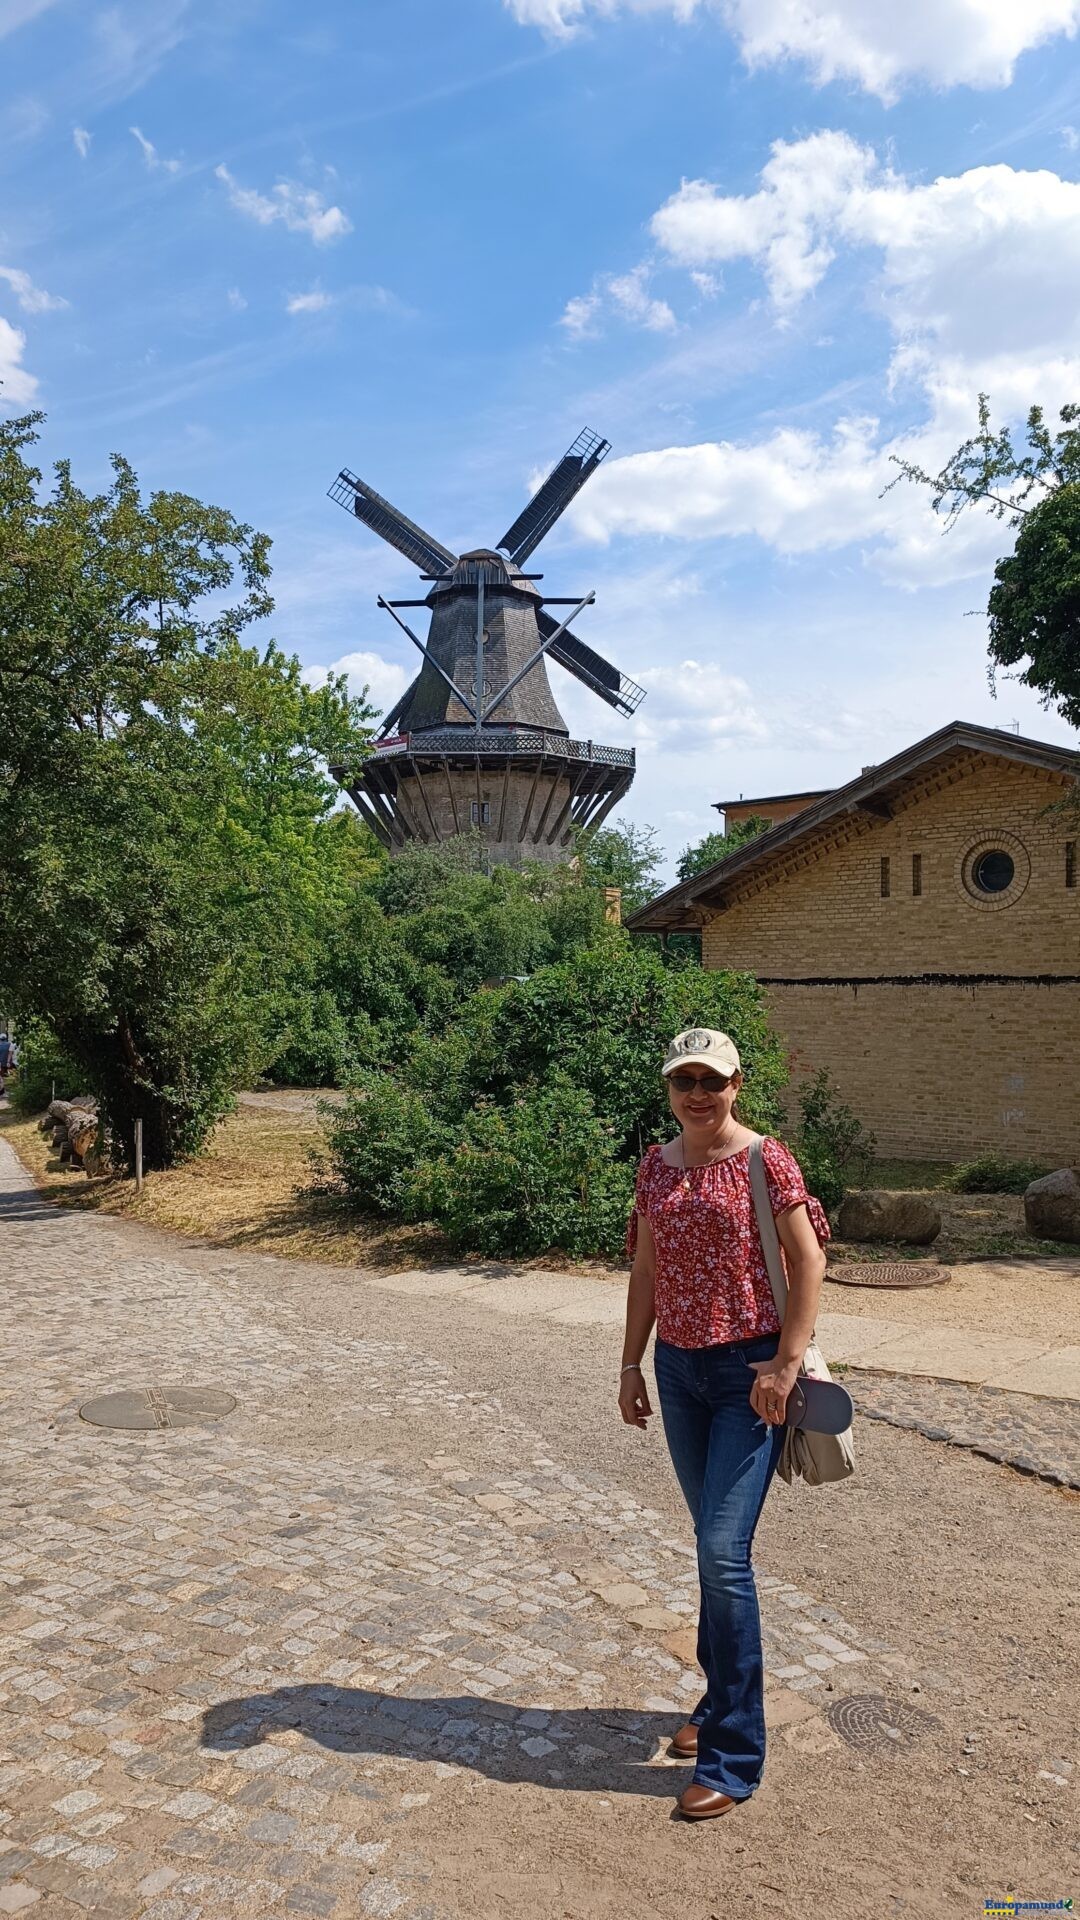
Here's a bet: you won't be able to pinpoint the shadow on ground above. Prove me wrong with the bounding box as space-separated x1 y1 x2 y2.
202 1687 691 1800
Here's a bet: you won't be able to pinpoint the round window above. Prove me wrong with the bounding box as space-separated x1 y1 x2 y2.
956 832 1029 909
971 848 1015 894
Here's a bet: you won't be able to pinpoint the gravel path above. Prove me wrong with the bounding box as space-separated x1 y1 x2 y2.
0 1141 1075 1919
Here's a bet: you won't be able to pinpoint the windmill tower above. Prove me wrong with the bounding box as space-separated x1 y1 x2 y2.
328 429 644 864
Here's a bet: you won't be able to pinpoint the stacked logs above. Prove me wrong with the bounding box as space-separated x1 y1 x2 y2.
39 1097 107 1175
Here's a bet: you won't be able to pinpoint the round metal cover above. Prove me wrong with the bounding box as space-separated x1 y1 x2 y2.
79 1386 236 1431
828 1262 951 1289
825 1693 940 1752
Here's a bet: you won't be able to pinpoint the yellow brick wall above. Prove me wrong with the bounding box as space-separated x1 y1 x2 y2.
760 982 1078 1161
701 751 1080 1160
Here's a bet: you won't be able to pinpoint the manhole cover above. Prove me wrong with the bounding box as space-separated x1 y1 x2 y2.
825 1693 940 1752
828 1262 951 1289
79 1386 236 1431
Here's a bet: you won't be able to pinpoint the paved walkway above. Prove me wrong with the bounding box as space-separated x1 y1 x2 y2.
0 1142 923 1919
355 1263 1080 1402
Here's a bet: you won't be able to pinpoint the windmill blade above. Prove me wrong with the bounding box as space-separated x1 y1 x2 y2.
537 609 646 718
375 682 414 738
328 469 456 577
499 427 611 566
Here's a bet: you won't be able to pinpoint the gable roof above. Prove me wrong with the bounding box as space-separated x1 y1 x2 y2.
629 720 1080 932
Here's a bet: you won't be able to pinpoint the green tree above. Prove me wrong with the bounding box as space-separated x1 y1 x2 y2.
0 414 374 1167
675 814 772 882
889 396 1080 726
576 817 664 914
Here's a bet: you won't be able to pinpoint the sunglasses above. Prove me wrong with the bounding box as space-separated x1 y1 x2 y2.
666 1070 734 1094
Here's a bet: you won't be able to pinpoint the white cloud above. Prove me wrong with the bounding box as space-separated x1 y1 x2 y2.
651 131 878 311
0 314 37 405
607 263 678 332
130 124 180 173
226 286 247 311
652 135 1080 388
72 124 91 158
303 649 409 714
573 140 1080 584
689 269 719 297
630 658 768 751
286 288 333 314
0 266 67 313
215 165 352 245
560 291 602 338
575 417 897 551
1063 125 1080 152
504 0 1080 101
560 262 676 338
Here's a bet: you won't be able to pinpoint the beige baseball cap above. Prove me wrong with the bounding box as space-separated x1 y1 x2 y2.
662 1027 741 1077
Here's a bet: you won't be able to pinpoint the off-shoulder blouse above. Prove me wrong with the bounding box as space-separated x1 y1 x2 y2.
626 1136 830 1349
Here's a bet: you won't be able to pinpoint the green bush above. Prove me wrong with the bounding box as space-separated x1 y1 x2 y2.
321 933 789 1259
417 1076 634 1259
794 1068 876 1215
950 1154 1050 1194
5 1021 82 1114
318 1072 446 1217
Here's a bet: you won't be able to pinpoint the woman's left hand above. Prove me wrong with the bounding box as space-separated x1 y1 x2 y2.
748 1354 801 1426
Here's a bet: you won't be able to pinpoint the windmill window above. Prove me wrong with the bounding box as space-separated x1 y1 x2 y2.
1067 841 1076 889
471 801 491 826
911 853 922 897
880 856 890 898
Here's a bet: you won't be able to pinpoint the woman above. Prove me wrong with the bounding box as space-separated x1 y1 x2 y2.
619 1026 829 1821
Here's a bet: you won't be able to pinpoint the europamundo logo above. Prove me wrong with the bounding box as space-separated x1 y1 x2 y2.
984 1902 1073 1915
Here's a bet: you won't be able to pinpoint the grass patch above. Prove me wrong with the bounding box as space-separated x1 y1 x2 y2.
0 1101 451 1273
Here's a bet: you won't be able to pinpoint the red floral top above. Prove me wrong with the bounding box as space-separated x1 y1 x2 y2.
626 1137 830 1349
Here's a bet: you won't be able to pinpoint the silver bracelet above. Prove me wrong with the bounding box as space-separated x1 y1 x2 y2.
620 1363 643 1374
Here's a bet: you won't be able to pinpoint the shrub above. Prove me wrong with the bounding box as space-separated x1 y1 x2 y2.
467 938 788 1162
417 1076 634 1259
318 1072 446 1217
6 1021 82 1114
794 1068 876 1215
950 1154 1050 1194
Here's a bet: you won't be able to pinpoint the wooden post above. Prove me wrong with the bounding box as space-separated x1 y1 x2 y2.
134 1118 144 1193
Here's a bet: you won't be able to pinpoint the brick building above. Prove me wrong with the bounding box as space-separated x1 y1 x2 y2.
629 722 1080 1161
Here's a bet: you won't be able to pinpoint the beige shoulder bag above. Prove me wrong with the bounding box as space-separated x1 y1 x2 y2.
747 1135 856 1487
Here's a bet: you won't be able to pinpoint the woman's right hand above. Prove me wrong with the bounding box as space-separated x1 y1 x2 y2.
618 1366 653 1430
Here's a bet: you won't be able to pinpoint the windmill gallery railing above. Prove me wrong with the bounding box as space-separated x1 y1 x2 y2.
369 731 635 769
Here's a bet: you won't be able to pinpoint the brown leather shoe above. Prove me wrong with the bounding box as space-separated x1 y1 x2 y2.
668 1722 699 1757
676 1783 738 1820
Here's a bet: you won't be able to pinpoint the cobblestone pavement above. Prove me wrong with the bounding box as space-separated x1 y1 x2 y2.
845 1369 1080 1489
0 1141 943 1920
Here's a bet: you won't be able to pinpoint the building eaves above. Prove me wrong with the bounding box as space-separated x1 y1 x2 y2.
627 719 1080 932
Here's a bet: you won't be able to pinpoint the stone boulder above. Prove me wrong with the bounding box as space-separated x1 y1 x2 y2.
837 1189 942 1245
1024 1168 1080 1244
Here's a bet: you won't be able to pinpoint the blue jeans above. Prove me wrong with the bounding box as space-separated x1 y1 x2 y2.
653 1331 785 1798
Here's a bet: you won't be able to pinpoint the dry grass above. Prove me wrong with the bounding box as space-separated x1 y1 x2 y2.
0 1100 447 1273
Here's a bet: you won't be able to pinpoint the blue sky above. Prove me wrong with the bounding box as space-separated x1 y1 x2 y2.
4 0 1080 876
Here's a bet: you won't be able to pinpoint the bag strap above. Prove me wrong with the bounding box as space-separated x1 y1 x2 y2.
746 1134 789 1321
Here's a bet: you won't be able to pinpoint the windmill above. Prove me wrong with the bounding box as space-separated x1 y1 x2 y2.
328 428 644 864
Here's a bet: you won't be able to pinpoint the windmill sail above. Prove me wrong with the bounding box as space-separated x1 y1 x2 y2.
328 470 455 576
539 610 645 717
499 428 611 567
